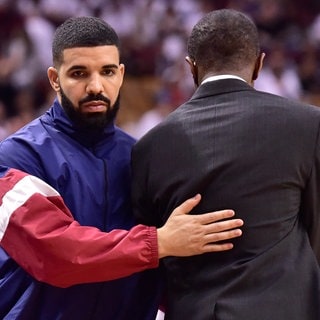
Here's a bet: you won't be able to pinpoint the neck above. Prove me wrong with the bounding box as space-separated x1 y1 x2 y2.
198 67 254 86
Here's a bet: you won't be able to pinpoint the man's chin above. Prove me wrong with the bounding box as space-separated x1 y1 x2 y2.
82 110 106 118
81 113 109 129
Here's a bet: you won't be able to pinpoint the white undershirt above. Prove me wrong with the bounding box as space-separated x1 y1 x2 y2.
201 74 246 85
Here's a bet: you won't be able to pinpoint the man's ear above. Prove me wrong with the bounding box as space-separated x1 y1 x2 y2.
47 67 60 92
185 56 199 87
252 52 265 81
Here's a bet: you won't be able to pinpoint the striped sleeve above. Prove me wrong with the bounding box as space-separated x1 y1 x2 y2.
0 168 159 288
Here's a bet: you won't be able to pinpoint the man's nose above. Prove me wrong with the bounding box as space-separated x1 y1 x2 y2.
86 74 104 94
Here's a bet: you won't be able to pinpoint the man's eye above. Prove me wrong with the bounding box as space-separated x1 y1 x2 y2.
72 71 85 77
104 69 115 76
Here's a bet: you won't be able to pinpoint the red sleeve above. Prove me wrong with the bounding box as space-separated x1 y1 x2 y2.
0 168 159 288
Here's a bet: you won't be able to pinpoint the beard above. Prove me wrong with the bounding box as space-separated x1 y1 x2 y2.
60 87 120 132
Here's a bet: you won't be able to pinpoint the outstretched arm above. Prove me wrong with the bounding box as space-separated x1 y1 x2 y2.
157 194 243 258
0 168 159 287
0 168 242 288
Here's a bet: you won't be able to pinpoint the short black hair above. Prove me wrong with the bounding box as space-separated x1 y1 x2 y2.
187 9 260 71
52 16 120 67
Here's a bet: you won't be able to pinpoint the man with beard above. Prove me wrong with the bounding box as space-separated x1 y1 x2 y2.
0 16 243 320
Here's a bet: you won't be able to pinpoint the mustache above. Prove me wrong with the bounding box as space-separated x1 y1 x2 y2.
79 94 111 107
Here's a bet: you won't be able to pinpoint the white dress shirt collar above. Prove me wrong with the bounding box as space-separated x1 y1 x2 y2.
201 74 246 85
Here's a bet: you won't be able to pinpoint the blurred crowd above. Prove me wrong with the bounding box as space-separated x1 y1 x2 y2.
1 0 320 139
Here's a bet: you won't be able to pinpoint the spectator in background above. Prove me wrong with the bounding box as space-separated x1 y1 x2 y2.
1 0 320 140
254 41 303 100
0 0 32 117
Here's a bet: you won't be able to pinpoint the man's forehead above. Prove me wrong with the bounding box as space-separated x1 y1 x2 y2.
61 45 120 65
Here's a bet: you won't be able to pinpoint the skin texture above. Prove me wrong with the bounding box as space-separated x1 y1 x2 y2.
47 45 243 259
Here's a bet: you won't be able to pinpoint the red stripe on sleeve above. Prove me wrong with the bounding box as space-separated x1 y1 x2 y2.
0 171 159 287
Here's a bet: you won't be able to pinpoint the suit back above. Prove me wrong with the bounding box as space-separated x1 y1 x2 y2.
131 79 320 320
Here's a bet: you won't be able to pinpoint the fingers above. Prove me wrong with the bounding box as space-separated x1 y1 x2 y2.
196 230 242 253
161 199 244 257
202 242 235 252
204 227 242 242
204 218 244 233
196 209 238 224
171 194 202 216
199 227 243 253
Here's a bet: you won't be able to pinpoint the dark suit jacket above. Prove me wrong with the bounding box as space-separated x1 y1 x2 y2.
131 79 320 320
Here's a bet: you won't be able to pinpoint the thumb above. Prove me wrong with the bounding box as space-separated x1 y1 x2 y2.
171 194 201 216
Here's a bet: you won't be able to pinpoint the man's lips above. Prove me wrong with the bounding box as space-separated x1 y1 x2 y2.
81 101 108 112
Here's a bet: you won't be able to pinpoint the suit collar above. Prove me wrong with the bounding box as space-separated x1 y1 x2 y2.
192 78 254 100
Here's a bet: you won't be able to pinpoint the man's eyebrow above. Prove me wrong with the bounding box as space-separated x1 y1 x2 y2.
102 64 119 69
67 65 86 72
67 64 119 72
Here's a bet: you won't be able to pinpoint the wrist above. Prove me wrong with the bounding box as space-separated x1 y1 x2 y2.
157 227 167 259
